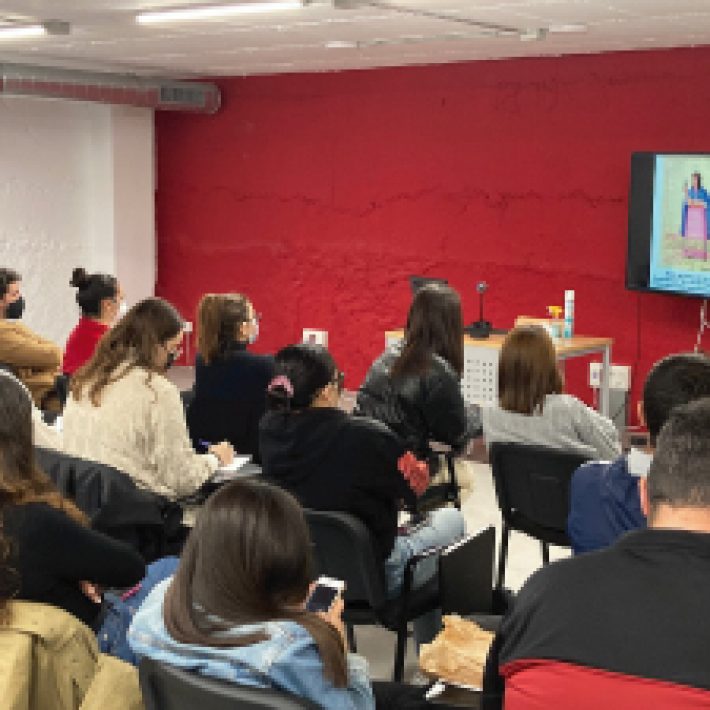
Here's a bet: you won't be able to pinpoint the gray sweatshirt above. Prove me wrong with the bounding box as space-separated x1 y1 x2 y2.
482 393 621 461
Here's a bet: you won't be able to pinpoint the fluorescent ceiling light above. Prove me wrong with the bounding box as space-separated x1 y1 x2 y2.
0 24 47 40
137 2 303 24
549 23 587 34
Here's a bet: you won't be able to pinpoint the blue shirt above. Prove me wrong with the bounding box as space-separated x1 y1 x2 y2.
128 579 374 710
567 455 647 555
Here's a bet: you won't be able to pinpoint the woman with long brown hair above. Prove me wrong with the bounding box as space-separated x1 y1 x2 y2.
129 477 440 709
355 283 479 461
128 478 373 708
62 297 234 502
482 325 620 459
186 293 274 462
0 371 144 628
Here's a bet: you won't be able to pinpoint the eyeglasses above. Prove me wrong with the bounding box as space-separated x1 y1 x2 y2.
332 370 345 392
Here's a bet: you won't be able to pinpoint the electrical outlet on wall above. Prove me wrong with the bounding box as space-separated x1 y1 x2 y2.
183 321 193 333
303 329 328 347
589 363 632 391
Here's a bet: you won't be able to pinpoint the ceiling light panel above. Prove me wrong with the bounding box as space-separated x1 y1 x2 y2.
136 2 304 24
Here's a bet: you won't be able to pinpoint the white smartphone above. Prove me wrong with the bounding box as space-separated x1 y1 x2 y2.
306 576 345 613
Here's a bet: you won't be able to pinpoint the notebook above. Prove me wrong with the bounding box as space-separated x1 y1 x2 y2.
212 455 253 482
438 525 495 616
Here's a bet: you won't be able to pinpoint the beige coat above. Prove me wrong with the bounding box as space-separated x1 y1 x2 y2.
0 320 61 406
62 365 217 499
0 601 143 710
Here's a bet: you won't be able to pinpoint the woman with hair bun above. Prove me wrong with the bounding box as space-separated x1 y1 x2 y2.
260 344 465 648
63 267 125 376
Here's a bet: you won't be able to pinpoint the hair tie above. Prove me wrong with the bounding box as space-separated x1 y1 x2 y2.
268 375 294 398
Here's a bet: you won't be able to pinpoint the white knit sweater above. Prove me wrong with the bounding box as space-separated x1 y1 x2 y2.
62 365 217 499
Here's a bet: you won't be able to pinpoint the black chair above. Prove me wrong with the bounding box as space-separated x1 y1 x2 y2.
35 447 183 562
489 442 591 590
139 658 318 710
180 388 195 414
53 373 70 408
305 509 440 682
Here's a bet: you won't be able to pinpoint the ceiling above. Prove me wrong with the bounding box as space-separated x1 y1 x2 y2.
0 0 709 78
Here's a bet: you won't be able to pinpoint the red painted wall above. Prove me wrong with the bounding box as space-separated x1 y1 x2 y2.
155 46 710 417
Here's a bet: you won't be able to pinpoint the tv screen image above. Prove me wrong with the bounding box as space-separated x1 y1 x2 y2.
628 152 710 298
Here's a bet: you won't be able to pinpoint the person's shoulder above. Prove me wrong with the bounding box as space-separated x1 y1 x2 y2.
428 354 458 381
247 351 275 374
346 413 401 441
3 501 73 534
0 319 28 335
517 544 613 606
544 393 579 408
572 457 617 483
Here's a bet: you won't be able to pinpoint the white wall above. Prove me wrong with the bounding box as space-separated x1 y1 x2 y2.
0 96 155 347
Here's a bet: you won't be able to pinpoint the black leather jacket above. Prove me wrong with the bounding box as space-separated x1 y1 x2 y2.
354 344 481 459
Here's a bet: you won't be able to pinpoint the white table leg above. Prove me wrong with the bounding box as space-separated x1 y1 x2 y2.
600 345 611 417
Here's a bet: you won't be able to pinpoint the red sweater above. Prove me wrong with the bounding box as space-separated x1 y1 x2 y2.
63 317 109 375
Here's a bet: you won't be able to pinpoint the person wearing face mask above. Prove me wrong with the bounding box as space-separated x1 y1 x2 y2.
63 268 127 377
62 297 234 508
260 344 465 649
0 267 62 408
186 293 274 463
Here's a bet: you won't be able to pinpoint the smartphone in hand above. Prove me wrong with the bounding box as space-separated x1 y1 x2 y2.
306 576 345 613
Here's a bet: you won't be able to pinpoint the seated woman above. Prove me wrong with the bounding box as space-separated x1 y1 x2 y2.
0 371 144 630
129 478 437 710
187 293 274 463
259 344 465 646
62 297 234 503
355 283 480 464
63 267 125 376
482 325 621 460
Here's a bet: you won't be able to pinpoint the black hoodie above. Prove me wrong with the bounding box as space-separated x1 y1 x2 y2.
259 407 416 565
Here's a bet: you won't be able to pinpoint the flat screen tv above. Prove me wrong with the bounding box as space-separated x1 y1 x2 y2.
627 152 710 298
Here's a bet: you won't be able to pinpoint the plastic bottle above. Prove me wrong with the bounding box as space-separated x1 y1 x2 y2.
563 290 575 339
547 306 563 338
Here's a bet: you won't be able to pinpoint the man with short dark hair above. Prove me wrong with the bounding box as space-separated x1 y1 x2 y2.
0 267 62 408
567 352 710 554
488 398 710 708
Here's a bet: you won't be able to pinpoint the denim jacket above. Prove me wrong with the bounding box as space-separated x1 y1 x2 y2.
128 580 374 710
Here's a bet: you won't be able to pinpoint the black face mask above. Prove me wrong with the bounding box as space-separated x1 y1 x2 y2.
165 350 178 370
5 296 25 320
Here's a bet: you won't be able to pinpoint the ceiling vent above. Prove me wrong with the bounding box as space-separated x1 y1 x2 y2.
0 63 220 113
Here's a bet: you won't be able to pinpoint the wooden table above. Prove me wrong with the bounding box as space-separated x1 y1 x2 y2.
385 331 614 417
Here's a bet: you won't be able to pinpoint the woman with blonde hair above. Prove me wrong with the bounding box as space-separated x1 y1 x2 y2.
62 297 233 502
482 325 621 460
187 293 274 462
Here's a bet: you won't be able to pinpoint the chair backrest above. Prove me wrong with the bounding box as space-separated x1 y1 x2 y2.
139 658 318 710
53 373 70 408
489 442 590 535
0 362 17 376
304 509 388 611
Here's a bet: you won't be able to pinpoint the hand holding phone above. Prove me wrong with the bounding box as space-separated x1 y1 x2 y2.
306 576 347 648
306 576 345 613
